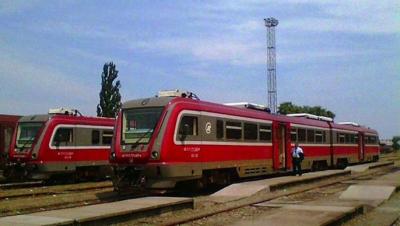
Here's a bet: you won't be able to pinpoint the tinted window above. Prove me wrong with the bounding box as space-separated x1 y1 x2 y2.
338 133 345 143
53 128 73 146
244 123 257 140
226 121 242 140
259 125 272 141
216 120 224 139
102 130 113 145
315 130 323 143
307 129 315 143
345 134 351 143
92 130 100 145
179 116 198 136
298 128 306 142
290 128 297 142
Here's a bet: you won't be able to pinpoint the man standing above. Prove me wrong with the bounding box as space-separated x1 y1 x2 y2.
292 143 304 176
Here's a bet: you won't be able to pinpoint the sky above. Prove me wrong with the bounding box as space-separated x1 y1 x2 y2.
0 0 399 138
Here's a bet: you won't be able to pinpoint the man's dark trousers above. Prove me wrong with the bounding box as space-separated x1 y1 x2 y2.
292 157 302 176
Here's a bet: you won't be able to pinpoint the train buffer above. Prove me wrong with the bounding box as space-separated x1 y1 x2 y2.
0 196 193 226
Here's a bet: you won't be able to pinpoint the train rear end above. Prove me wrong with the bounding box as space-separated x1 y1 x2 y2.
6 115 48 180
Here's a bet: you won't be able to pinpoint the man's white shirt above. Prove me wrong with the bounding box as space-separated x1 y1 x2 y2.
292 147 304 158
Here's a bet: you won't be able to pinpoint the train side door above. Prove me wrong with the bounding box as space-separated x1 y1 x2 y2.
358 132 364 161
273 122 288 170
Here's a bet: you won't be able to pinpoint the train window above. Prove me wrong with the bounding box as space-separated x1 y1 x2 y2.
368 136 377 144
259 125 272 141
290 128 297 142
338 134 345 143
92 130 100 145
354 135 359 144
226 121 242 140
350 134 355 144
216 120 224 139
102 130 113 145
244 123 258 140
307 129 315 143
53 128 73 146
323 131 327 143
315 130 323 143
297 128 306 142
345 134 351 143
179 116 198 136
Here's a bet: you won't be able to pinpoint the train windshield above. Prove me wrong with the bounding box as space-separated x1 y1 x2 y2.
16 122 43 148
122 107 164 145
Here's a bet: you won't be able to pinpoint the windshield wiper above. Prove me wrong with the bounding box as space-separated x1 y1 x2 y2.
17 136 36 152
131 129 153 147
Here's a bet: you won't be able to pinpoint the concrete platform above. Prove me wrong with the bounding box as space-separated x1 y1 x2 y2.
211 170 349 202
345 161 393 173
339 185 395 202
0 196 193 226
233 204 362 226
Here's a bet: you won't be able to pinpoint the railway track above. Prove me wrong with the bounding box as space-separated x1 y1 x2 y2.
123 164 398 226
0 181 43 189
0 181 118 217
0 183 113 200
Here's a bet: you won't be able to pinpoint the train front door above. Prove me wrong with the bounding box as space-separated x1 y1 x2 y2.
274 122 288 170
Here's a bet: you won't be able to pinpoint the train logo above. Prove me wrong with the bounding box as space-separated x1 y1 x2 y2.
205 122 212 134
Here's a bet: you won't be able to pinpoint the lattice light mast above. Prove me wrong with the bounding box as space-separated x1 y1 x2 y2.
264 18 279 114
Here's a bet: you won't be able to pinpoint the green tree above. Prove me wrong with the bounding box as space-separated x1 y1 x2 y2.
97 62 121 118
393 136 400 151
278 102 335 119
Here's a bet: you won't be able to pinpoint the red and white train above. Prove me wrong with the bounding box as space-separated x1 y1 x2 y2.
110 90 380 191
7 108 115 181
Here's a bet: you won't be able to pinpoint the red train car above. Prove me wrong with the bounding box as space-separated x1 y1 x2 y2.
110 91 379 191
7 109 115 181
330 122 379 168
0 114 21 172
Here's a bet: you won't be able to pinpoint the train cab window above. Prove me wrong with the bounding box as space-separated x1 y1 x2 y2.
259 125 272 141
307 129 315 143
244 123 257 140
92 130 100 145
53 128 73 146
179 116 198 136
216 120 224 139
315 130 323 143
102 130 113 145
290 128 297 142
226 121 242 140
298 128 306 142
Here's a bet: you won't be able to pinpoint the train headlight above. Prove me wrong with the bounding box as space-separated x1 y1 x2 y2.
110 152 116 160
31 153 37 159
151 151 159 159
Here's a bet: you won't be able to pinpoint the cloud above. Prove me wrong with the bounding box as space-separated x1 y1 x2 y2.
0 45 98 115
208 0 400 35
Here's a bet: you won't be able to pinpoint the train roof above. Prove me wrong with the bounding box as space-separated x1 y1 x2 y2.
19 114 114 124
0 114 21 123
122 97 174 109
122 96 378 134
330 122 378 135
